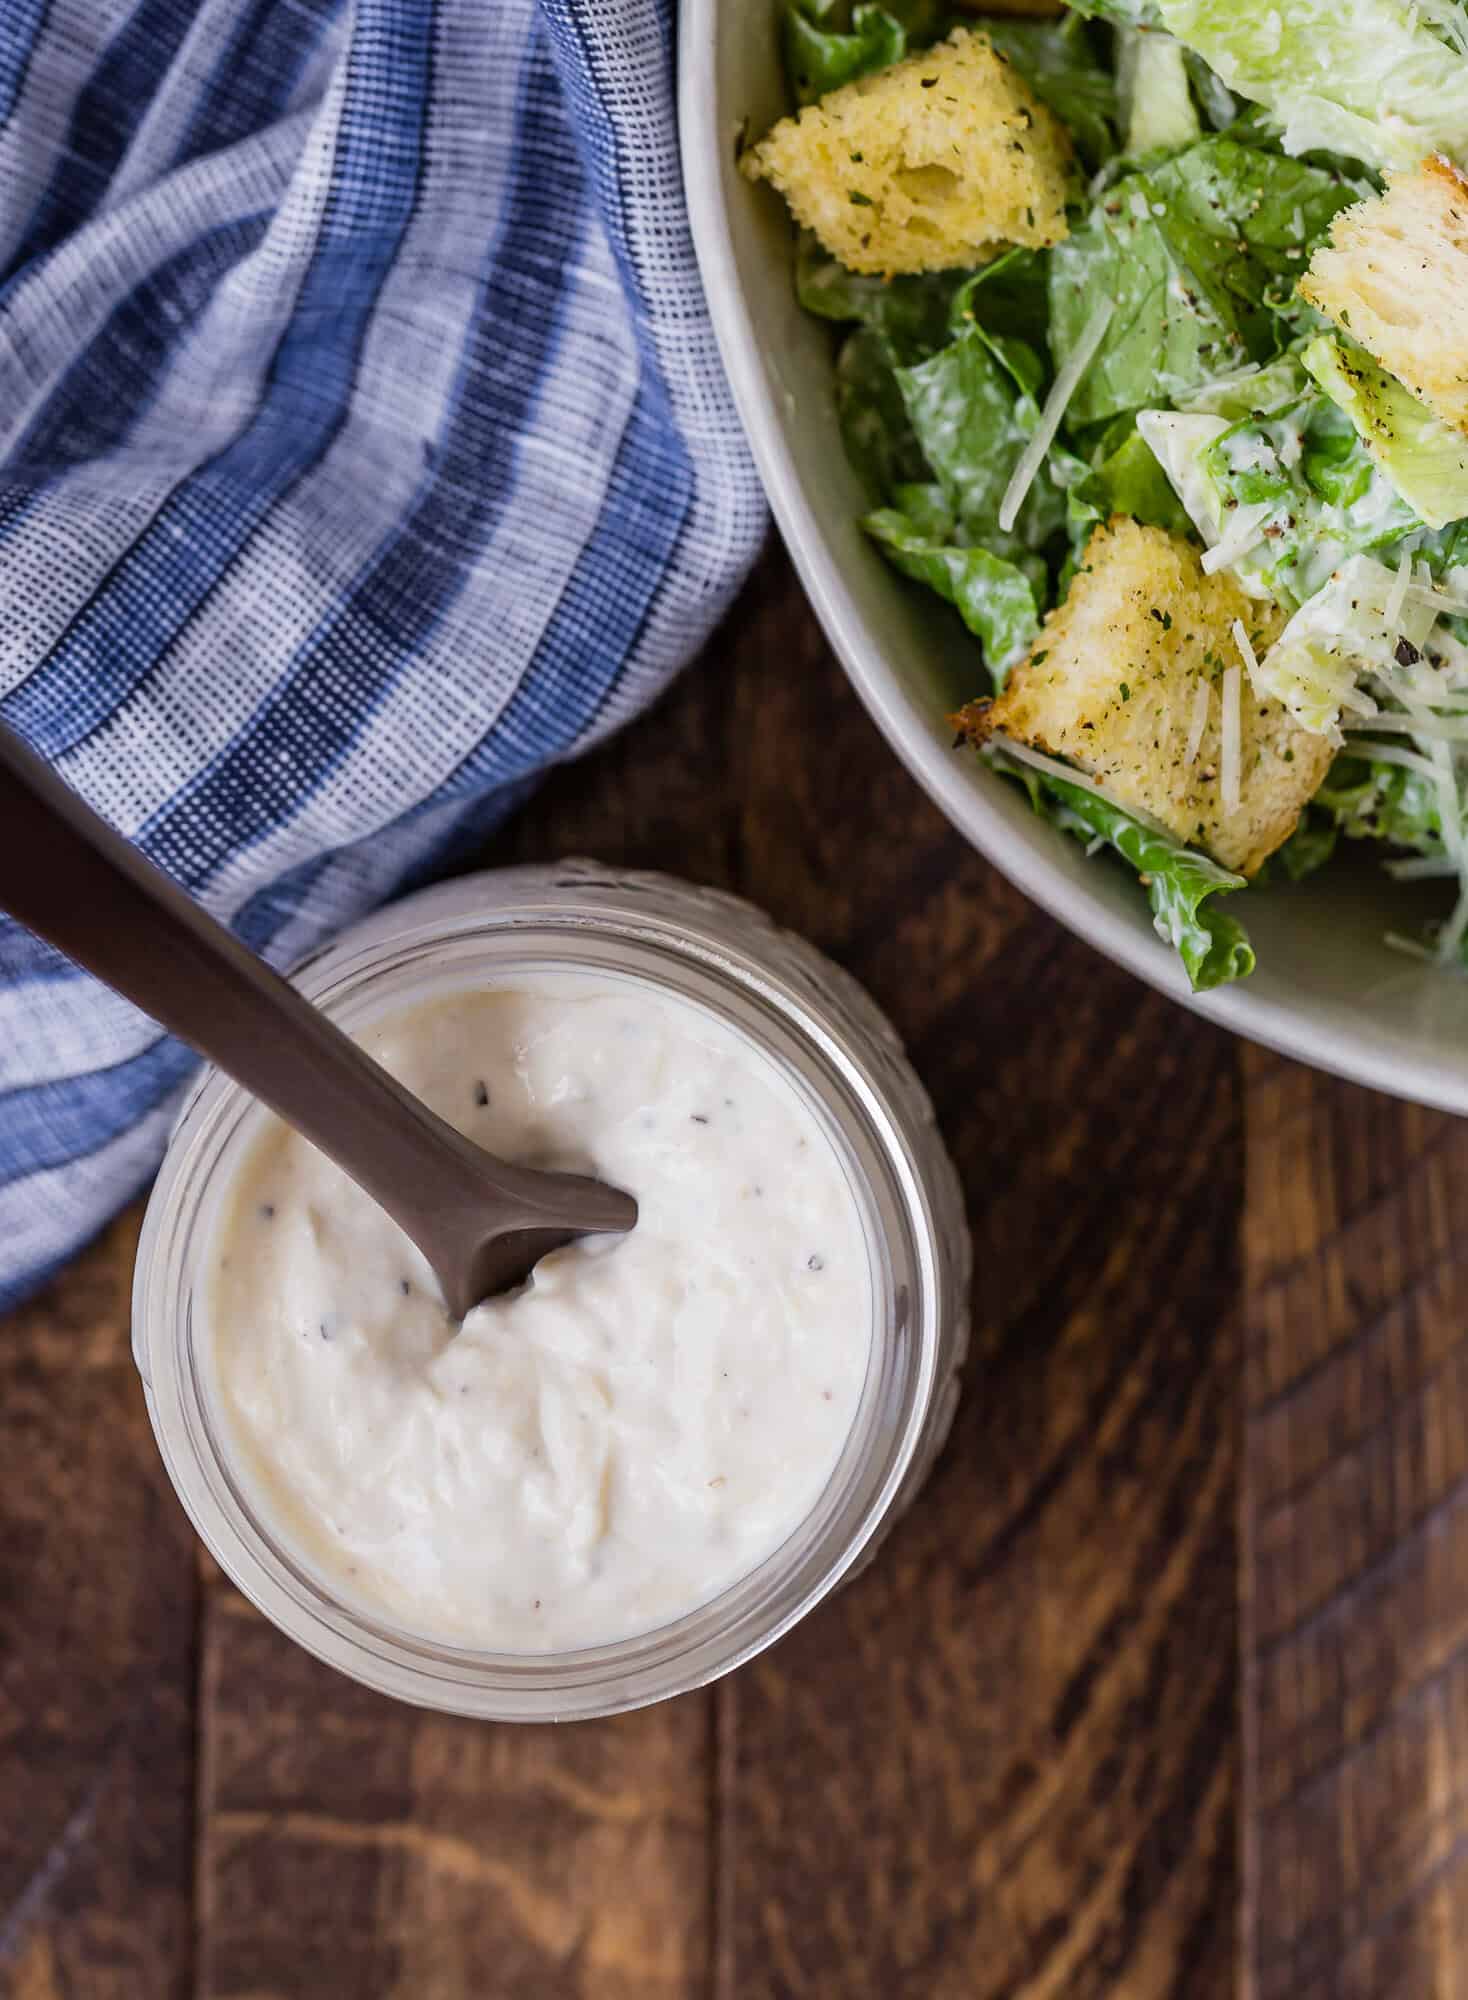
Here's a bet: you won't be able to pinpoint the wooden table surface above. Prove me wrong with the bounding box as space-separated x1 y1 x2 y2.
3 544 1468 2000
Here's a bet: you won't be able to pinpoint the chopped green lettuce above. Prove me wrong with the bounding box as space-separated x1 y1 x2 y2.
981 12 1121 171
1064 0 1163 26
1090 423 1195 533
895 324 1066 551
864 500 1043 678
1117 28 1200 157
1174 354 1310 421
1050 139 1359 428
1182 47 1238 132
782 2 905 101
836 327 929 497
990 749 1256 989
1271 807 1340 881
1138 389 1428 607
1154 0 1468 174
949 247 1053 361
780 0 948 101
1063 420 1194 567
795 235 969 361
1248 554 1440 735
1314 751 1447 853
1303 334 1468 534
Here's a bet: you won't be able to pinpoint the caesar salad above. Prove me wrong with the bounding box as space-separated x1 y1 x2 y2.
743 0 1468 990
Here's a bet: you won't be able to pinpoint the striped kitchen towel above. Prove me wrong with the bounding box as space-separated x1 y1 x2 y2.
0 0 765 1308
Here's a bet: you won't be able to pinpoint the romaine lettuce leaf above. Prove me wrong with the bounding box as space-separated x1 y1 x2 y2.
1090 425 1194 534
1140 387 1429 607
796 234 969 362
1303 334 1468 533
1136 409 1241 552
981 12 1121 171
1117 28 1200 158
1050 139 1359 428
989 749 1256 989
781 0 946 101
1154 0 1468 174
1063 420 1194 569
782 2 905 102
1064 0 1162 26
895 323 1066 550
1314 750 1446 852
949 247 1052 362
1174 354 1309 421
864 503 1043 678
836 327 930 497
1271 807 1340 881
1182 47 1238 133
1248 554 1439 735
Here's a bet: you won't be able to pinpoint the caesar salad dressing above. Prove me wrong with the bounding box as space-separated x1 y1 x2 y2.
206 978 873 1652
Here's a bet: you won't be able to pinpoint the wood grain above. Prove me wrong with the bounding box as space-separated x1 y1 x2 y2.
2 546 1240 1999
196 1586 712 1999
705 554 1240 2000
0 1212 194 2000
1243 1052 1468 2000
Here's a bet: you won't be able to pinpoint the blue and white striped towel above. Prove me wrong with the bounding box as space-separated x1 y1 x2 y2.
0 0 765 1308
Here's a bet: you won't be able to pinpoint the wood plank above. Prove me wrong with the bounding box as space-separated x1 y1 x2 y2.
196 1583 712 2000
0 1210 195 2000
710 552 1242 1999
1243 1050 1468 2000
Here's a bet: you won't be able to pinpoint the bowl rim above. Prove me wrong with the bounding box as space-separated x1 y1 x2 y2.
677 0 1468 1117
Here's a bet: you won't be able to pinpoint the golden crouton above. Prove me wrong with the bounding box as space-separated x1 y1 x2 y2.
741 28 1072 277
1301 156 1468 438
954 520 1334 876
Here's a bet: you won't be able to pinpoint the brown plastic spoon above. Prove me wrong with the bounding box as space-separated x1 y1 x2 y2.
0 721 637 1317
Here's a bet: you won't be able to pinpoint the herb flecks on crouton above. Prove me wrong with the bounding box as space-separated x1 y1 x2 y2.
953 520 1333 876
1301 156 1468 438
740 28 1072 277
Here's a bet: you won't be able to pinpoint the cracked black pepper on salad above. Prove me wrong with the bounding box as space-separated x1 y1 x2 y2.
744 0 1468 990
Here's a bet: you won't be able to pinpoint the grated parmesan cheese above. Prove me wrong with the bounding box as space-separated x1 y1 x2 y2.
987 736 1179 838
1385 548 1414 629
1220 663 1242 815
998 300 1113 536
1345 709 1468 743
1350 739 1443 781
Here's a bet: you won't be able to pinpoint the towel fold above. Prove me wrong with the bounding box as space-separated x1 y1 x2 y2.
0 0 764 1307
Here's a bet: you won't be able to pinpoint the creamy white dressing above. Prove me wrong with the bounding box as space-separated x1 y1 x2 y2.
205 978 873 1652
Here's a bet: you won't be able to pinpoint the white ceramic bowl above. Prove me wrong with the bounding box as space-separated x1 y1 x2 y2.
679 2 1468 1111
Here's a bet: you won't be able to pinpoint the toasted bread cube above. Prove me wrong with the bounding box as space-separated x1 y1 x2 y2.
954 520 1333 875
1301 156 1468 437
741 28 1072 276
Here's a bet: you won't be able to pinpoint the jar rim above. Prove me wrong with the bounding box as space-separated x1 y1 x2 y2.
132 863 968 1719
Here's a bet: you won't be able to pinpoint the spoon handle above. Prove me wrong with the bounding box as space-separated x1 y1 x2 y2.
0 721 566 1241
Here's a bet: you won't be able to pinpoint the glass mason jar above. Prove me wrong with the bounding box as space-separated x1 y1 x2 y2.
132 862 970 1720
